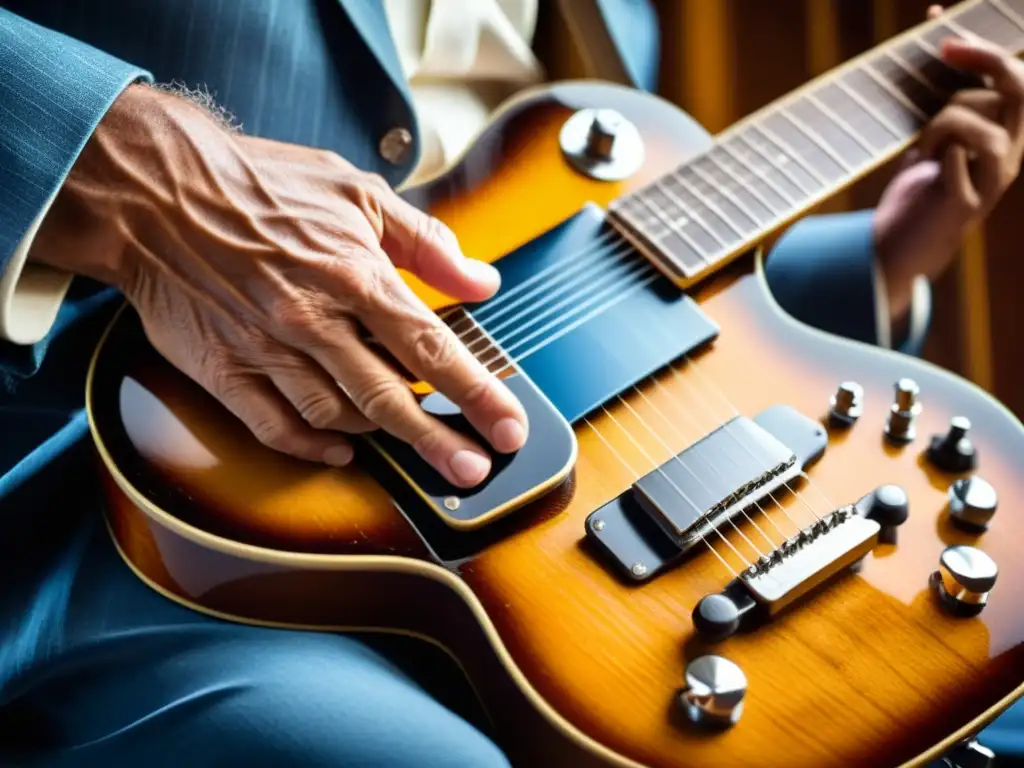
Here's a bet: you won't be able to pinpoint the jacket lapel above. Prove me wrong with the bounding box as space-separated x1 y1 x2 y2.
337 0 411 102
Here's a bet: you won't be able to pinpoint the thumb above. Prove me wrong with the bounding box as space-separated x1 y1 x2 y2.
378 193 500 302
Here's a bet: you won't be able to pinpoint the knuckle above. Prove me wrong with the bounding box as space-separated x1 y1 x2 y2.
353 376 408 424
338 254 390 310
250 416 299 453
294 389 343 429
460 374 499 412
409 321 458 371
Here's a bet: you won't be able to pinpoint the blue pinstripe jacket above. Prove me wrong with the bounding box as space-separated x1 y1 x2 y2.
0 0 917 471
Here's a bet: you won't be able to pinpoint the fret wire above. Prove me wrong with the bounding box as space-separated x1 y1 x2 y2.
735 129 819 195
714 143 799 207
862 62 930 121
654 178 728 246
938 12 974 39
668 171 750 237
777 107 854 172
747 124 829 187
884 50 943 97
688 159 771 224
911 33 942 58
991 0 1024 33
635 191 712 263
833 78 905 141
805 93 880 153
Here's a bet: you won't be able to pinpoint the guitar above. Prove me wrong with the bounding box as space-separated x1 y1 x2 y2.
86 3 1024 766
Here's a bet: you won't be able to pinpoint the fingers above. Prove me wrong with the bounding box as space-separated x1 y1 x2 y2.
375 190 501 302
215 370 355 467
919 104 1010 203
940 38 1024 137
942 144 981 211
351 261 529 454
265 354 376 434
312 327 497 487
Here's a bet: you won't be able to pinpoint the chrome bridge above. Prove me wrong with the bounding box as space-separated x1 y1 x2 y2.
691 490 907 640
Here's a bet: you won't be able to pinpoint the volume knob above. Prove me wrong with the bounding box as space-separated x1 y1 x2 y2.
930 545 998 617
829 381 863 425
679 655 747 727
948 476 998 533
928 416 978 473
885 378 922 443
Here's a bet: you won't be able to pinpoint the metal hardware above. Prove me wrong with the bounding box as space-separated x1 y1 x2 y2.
560 108 644 181
862 484 909 544
948 476 998 533
631 562 648 577
829 381 863 425
690 486 908 639
928 416 978 473
930 545 998 617
592 519 606 531
885 378 922 443
680 655 747 727
443 496 460 511
942 738 996 768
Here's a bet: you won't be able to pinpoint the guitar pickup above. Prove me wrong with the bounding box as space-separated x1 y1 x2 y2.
630 415 799 549
585 405 828 582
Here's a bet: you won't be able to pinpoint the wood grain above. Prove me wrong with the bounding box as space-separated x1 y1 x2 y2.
89 83 1024 768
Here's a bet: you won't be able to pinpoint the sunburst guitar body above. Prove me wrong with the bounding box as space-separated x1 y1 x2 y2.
88 6 1024 767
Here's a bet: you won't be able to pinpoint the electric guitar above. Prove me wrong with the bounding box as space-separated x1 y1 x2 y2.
86 2 1024 766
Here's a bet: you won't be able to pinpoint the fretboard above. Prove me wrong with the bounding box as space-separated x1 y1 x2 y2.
608 0 1024 287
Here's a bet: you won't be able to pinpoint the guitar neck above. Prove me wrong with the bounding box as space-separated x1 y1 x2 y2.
608 0 1024 287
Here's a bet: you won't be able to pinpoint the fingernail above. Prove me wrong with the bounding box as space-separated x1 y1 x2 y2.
491 417 527 453
449 449 491 486
460 258 500 287
324 444 354 467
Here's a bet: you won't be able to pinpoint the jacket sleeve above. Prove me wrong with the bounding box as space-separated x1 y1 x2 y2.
763 210 932 358
0 9 151 361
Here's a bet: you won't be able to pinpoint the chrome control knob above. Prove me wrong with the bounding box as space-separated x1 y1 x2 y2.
928 416 978 473
930 545 998 618
885 378 922 443
679 655 746 727
948 476 998 533
829 381 863 425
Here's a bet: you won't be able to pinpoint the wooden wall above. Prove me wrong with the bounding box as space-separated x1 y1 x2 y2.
654 0 1024 417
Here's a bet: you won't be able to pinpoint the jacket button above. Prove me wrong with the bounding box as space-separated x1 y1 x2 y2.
379 127 413 165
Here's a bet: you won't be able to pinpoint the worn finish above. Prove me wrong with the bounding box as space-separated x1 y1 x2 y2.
88 83 1024 768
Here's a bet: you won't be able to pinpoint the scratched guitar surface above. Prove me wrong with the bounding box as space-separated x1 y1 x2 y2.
93 78 1024 768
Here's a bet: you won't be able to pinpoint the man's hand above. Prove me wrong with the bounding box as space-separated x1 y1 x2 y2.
874 5 1024 332
29 85 528 488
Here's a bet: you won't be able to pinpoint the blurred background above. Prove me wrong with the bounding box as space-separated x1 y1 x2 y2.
547 0 1023 419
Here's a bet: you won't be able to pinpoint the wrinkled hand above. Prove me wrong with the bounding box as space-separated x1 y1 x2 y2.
875 4 1024 325
30 85 528 487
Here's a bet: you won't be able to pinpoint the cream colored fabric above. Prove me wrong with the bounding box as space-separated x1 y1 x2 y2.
384 0 544 184
0 188 72 345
